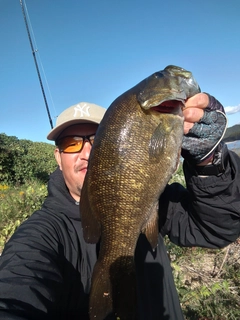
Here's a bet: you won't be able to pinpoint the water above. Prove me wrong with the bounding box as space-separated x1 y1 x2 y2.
226 140 240 150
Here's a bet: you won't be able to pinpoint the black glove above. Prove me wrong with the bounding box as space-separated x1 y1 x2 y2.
181 94 227 165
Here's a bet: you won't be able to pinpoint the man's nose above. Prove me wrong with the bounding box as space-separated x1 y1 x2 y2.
80 140 92 158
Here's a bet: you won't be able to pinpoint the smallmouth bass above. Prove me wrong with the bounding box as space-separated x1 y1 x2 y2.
80 65 200 319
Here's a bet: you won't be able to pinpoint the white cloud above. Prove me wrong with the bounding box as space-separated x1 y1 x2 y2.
225 105 240 115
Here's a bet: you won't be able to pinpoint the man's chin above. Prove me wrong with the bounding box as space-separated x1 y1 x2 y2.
77 169 87 186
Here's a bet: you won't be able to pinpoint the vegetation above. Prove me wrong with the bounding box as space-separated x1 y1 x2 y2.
0 133 56 185
0 181 48 249
0 133 57 248
223 124 240 142
165 238 240 319
0 133 239 319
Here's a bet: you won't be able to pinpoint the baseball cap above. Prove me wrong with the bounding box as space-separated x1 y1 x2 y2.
47 102 106 141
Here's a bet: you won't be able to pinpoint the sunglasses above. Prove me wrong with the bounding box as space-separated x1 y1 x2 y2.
57 135 95 153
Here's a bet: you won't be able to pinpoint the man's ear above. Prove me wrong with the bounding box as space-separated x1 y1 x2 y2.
54 148 62 170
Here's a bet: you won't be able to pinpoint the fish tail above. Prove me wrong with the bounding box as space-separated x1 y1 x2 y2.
89 257 137 320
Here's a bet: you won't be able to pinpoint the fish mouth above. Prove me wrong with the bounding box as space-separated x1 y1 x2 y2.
151 100 184 115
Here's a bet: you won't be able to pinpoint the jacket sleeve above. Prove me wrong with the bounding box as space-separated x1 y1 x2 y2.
0 212 64 320
159 148 240 248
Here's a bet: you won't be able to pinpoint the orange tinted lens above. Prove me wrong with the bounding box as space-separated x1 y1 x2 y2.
59 136 83 153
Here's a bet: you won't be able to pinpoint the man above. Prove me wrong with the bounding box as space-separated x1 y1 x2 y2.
0 95 239 320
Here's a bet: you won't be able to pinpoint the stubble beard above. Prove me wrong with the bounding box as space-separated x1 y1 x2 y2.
77 183 83 198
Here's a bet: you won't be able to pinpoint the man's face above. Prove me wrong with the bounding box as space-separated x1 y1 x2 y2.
54 123 99 202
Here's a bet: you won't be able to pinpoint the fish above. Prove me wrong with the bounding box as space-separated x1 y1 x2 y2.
80 65 200 320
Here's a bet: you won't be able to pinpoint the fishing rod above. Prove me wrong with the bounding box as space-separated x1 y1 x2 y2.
19 0 53 129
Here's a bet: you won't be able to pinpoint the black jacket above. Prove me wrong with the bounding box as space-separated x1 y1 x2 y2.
0 147 239 320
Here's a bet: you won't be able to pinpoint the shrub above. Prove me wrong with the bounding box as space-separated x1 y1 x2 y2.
0 133 57 185
0 180 47 250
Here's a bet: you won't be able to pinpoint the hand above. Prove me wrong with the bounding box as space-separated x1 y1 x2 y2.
181 93 227 165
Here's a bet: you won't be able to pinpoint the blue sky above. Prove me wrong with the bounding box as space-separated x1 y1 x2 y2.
1 0 240 144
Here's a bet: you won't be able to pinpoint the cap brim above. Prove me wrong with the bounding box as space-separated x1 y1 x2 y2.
47 118 100 141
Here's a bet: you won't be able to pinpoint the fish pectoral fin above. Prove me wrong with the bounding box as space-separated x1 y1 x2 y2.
142 204 159 250
149 123 171 162
80 189 101 244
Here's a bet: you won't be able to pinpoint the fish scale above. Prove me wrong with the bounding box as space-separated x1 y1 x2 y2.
80 65 200 319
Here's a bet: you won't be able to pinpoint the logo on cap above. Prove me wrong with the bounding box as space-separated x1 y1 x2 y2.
73 103 90 118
